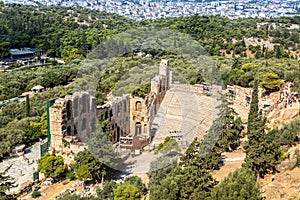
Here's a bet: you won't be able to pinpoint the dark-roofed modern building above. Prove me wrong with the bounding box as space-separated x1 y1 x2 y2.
9 48 45 60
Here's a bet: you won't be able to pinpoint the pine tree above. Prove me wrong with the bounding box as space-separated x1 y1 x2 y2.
208 95 243 152
231 57 241 69
180 138 222 171
0 165 17 200
149 138 218 200
210 167 262 200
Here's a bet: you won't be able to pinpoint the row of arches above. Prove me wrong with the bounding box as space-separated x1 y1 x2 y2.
72 95 91 118
64 117 97 136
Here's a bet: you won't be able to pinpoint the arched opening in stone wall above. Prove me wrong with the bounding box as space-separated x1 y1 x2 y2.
91 118 96 132
91 98 96 113
66 100 72 120
135 101 142 111
104 111 108 119
74 127 78 135
110 110 113 119
116 131 119 142
123 101 126 112
144 124 147 134
67 126 72 135
82 118 87 131
117 127 120 137
135 122 141 135
62 125 66 137
73 97 79 117
117 104 121 116
81 95 87 113
153 102 157 114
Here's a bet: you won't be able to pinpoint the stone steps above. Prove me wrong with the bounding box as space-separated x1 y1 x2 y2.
150 84 220 147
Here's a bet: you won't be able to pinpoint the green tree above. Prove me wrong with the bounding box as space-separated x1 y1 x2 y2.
149 138 219 200
114 184 141 200
274 45 282 58
97 180 118 200
25 94 30 117
0 165 17 200
154 136 181 155
131 83 150 98
74 164 91 181
209 96 243 152
31 190 41 198
38 153 65 179
241 63 259 72
210 167 262 200
150 158 216 200
231 58 242 69
291 78 300 93
0 41 10 58
260 73 284 91
243 82 281 178
124 176 147 195
179 165 216 199
27 113 48 141
180 138 222 171
86 130 121 181
247 81 259 134
73 149 109 183
147 155 178 189
270 117 300 146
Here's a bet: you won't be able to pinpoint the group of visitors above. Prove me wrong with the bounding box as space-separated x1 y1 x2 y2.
277 82 299 109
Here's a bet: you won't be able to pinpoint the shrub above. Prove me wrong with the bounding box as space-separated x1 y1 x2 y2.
66 171 76 181
62 180 69 185
32 190 41 198
296 155 300 167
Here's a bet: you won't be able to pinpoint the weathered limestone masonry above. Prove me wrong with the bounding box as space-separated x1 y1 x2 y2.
226 85 273 108
227 85 252 106
49 59 171 156
49 92 97 162
99 59 171 149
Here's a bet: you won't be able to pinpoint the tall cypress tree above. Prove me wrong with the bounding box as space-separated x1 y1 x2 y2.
243 82 281 178
25 94 30 117
247 80 259 135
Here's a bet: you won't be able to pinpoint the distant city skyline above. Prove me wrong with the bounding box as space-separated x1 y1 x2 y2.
1 0 299 20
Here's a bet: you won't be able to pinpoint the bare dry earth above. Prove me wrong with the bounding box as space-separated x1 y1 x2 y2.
212 149 245 182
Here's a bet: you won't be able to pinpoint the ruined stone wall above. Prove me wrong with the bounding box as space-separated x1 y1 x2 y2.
111 95 130 142
226 85 270 108
49 60 172 155
100 59 171 142
49 92 97 157
129 59 170 137
129 96 149 137
227 85 253 106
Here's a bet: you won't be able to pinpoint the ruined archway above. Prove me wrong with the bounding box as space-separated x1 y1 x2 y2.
66 100 72 120
135 101 142 112
135 122 142 135
67 126 72 135
82 118 87 131
73 97 79 117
